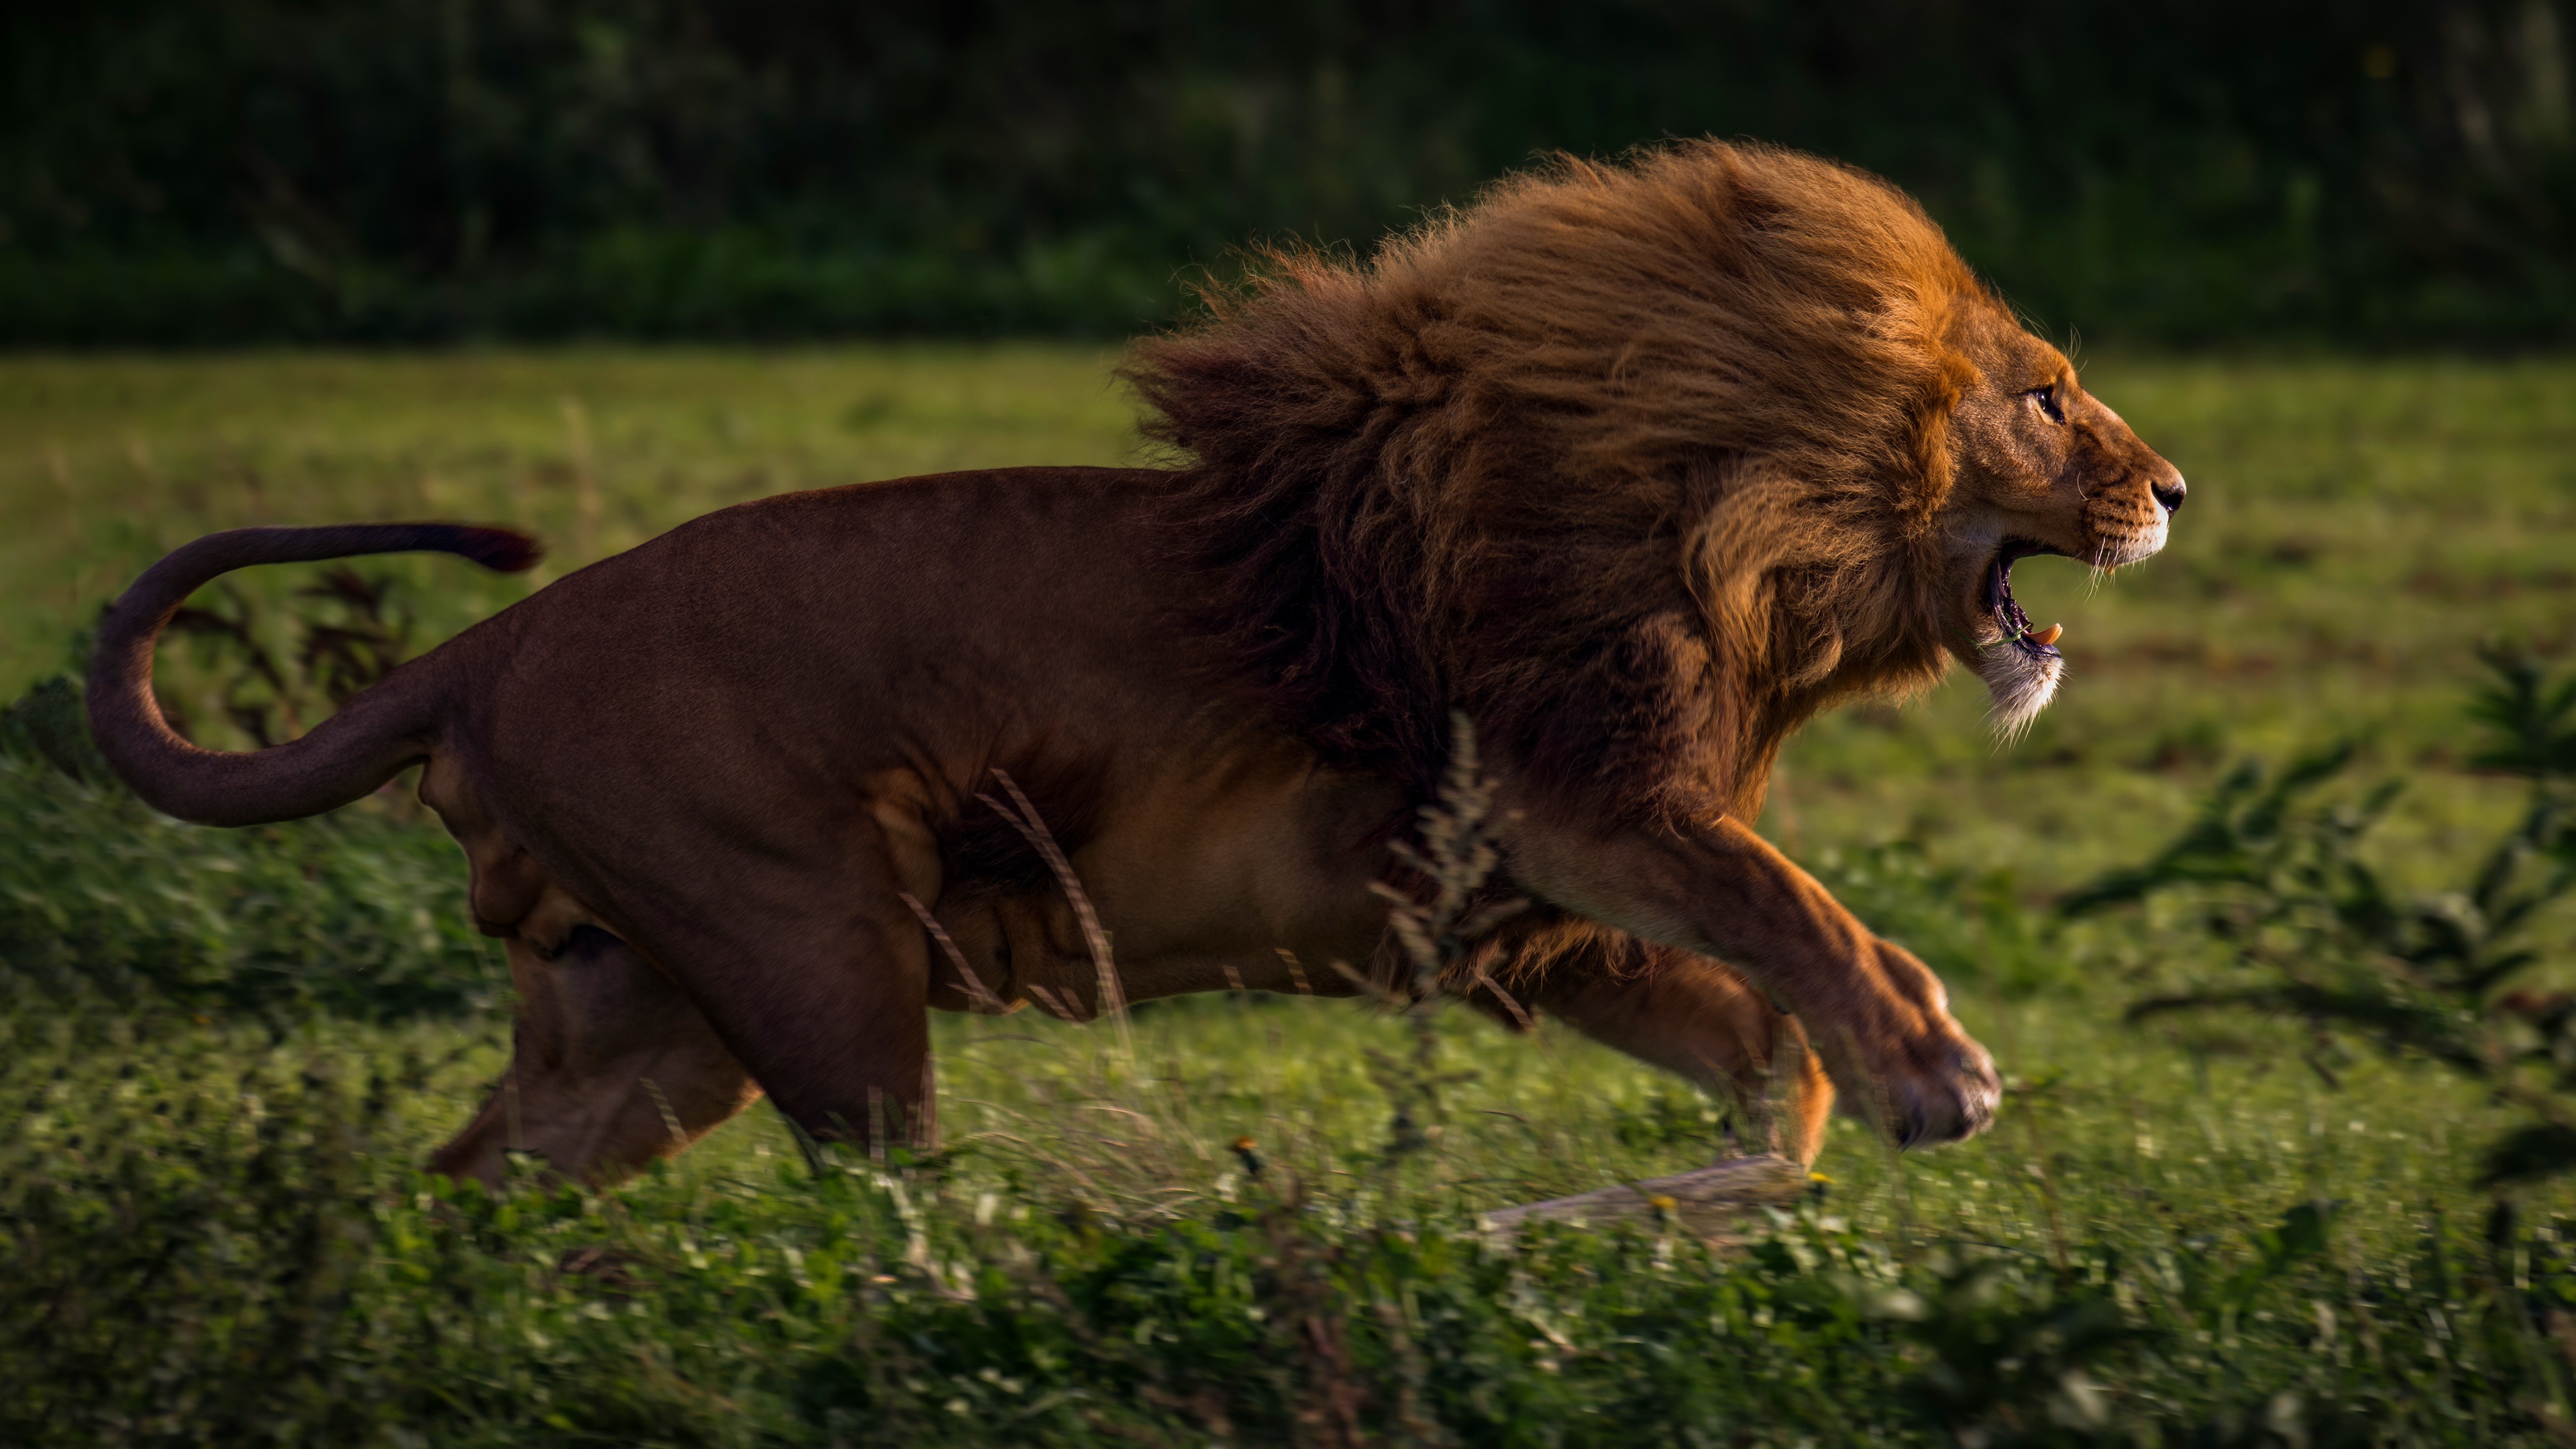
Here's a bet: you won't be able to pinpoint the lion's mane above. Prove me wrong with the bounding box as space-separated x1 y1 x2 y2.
1127 140 1997 824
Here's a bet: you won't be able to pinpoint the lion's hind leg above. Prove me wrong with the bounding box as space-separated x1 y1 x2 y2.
429 926 761 1188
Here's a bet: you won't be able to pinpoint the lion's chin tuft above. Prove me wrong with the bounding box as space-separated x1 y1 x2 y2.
1971 540 2068 741
1976 641 2064 741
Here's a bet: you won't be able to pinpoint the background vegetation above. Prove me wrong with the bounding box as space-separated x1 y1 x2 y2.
10 1 2576 345
5 347 2575 1442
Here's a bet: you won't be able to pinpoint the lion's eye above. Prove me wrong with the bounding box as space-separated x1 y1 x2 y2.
2026 385 2066 425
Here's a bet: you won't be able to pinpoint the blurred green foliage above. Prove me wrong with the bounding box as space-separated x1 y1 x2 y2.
1 683 500 1022
1809 843 2072 1002
2070 651 2576 1189
11 992 2576 1446
7 1 2576 343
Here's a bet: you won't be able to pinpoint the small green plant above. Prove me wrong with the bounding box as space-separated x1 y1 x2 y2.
0 672 107 784
2068 649 2576 1188
163 566 415 748
1365 711 1524 1160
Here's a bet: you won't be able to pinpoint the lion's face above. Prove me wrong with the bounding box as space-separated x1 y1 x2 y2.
1936 313 2186 734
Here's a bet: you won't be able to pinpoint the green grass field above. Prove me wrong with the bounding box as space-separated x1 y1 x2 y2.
5 347 2576 1445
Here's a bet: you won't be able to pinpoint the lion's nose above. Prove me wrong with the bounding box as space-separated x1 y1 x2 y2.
2151 476 2187 514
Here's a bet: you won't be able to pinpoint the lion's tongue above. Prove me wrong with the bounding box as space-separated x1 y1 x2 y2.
2028 623 2063 647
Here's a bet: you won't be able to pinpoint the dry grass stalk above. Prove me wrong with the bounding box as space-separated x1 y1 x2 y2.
560 395 600 560
1368 712 1527 998
1365 713 1527 1158
899 890 1009 1014
981 768 1136 1072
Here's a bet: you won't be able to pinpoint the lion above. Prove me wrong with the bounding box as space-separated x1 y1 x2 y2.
86 142 2183 1185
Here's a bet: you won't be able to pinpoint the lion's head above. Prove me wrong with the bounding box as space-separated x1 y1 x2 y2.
1937 303 2184 735
1129 140 2182 817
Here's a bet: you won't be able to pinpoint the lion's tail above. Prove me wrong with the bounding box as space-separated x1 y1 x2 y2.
86 523 541 826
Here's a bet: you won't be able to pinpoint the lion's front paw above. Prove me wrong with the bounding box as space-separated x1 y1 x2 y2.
1874 1034 2001 1148
1811 940 2004 1149
1899 1042 2000 1148
1834 1020 2009 1144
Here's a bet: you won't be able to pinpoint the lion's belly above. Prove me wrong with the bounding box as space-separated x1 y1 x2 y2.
921 733 1401 1016
922 891 1385 1019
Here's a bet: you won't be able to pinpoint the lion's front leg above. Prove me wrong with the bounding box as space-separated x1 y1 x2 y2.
1501 802 2000 1149
1494 945 1835 1165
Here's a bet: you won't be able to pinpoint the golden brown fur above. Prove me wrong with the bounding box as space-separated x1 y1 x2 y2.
1131 142 1990 821
87 142 2183 1185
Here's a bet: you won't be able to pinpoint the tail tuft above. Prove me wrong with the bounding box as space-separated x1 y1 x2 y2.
448 526 545 573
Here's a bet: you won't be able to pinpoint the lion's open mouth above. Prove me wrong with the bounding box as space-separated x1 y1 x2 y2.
1974 539 2069 739
1983 541 2064 660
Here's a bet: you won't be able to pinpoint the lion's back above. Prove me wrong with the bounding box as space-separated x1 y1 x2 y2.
445 464 1222 826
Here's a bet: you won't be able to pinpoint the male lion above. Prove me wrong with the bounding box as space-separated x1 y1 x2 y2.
88 142 2183 1185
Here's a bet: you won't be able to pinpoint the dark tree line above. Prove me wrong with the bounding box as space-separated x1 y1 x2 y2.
4 0 2573 343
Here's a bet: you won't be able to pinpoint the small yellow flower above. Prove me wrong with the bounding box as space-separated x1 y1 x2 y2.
1646 1193 1678 1212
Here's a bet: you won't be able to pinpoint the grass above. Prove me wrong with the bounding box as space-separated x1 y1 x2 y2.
5 345 2576 1444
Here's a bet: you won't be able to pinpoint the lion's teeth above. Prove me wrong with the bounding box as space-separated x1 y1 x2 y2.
2028 623 2063 647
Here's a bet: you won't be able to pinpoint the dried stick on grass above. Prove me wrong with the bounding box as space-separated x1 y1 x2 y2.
1479 1153 1809 1240
980 769 1136 1072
